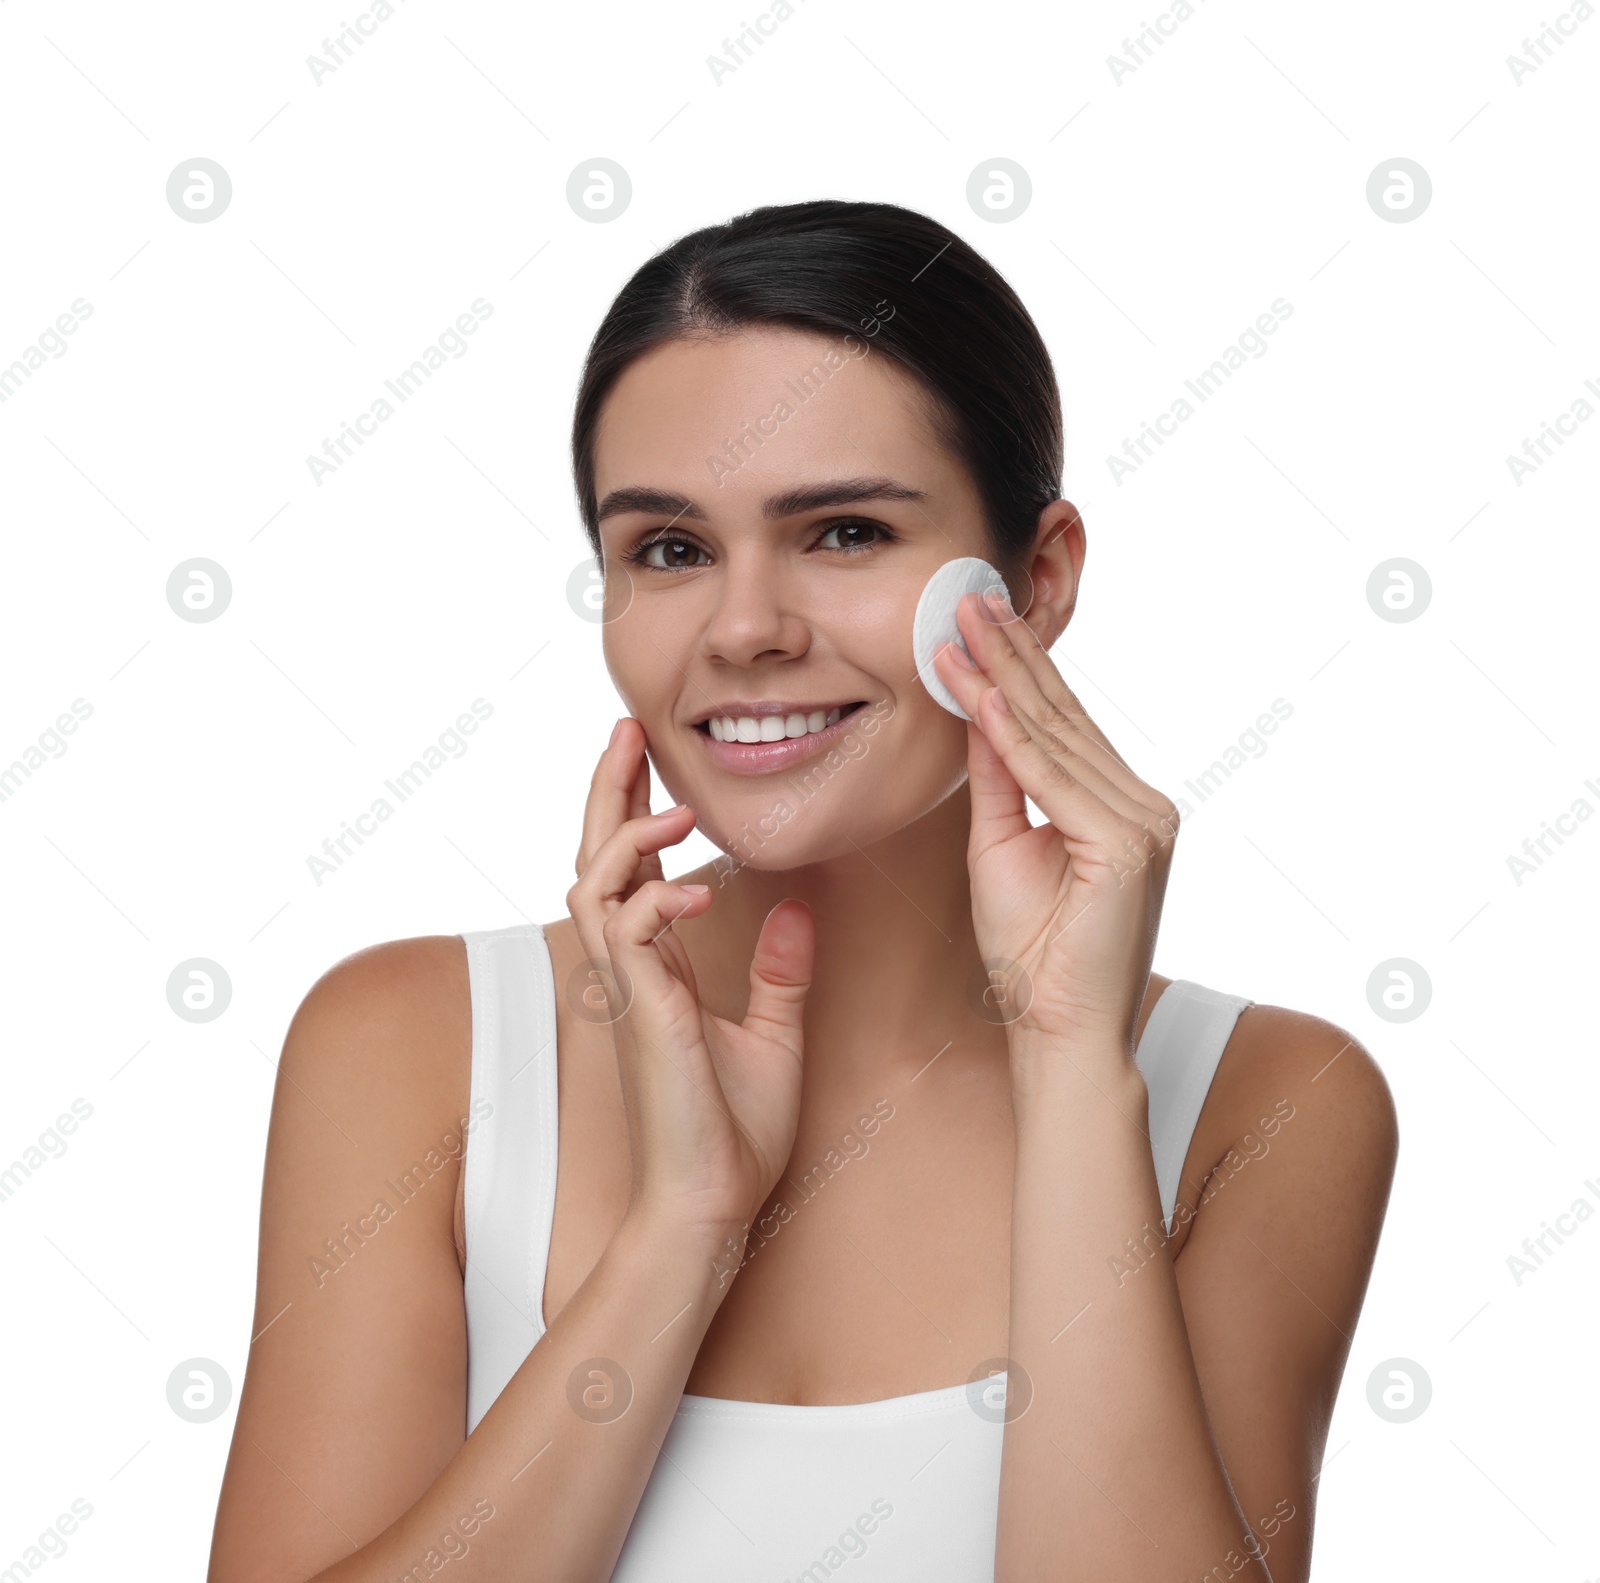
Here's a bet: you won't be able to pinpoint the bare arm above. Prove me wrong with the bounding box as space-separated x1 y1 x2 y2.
1170 1010 1398 1581
998 1011 1396 1581
928 589 1397 1579
213 716 816 1581
207 937 742 1582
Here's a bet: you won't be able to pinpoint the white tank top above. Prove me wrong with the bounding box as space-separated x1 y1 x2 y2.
459 921 1252 1582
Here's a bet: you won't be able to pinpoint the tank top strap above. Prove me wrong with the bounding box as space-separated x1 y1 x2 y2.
1133 979 1254 1235
460 921 559 1434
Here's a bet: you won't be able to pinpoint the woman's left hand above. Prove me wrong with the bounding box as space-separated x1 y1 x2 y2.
932 588 1180 1071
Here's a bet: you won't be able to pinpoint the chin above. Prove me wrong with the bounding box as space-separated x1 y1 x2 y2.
701 811 881 880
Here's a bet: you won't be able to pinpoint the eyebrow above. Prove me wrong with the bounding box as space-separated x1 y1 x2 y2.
595 476 928 527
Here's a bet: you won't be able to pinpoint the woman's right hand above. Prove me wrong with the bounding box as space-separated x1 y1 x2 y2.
566 716 814 1254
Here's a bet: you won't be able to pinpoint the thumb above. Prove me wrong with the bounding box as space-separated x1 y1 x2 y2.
742 898 814 1050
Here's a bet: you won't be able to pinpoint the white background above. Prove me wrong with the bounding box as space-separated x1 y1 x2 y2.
1 0 1596 1575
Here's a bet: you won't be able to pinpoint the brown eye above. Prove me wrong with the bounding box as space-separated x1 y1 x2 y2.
632 536 709 570
817 519 890 552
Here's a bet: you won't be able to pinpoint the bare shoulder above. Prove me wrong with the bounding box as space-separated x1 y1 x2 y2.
1210 998 1398 1174
268 932 476 1228
284 933 470 1097
1169 992 1399 1260
210 934 475 1579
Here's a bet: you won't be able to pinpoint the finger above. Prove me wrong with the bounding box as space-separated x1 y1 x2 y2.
625 737 666 886
740 899 814 1053
626 732 654 823
601 877 716 1026
962 713 1031 860
955 597 1177 824
936 606 1063 738
577 718 646 878
936 639 1151 826
953 592 1171 819
569 804 697 958
973 686 1168 862
958 593 1143 788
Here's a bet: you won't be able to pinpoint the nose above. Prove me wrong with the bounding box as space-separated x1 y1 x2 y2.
700 551 812 669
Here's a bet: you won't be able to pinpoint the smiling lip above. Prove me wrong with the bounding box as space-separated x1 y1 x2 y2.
695 701 870 776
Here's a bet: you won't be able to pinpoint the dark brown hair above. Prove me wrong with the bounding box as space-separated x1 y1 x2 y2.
570 198 1063 567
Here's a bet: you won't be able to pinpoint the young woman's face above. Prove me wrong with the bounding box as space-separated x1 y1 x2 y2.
592 325 1015 871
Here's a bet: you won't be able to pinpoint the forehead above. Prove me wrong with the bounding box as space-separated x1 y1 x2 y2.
591 326 958 504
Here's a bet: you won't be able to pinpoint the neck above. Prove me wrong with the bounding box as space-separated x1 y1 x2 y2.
677 782 1006 1091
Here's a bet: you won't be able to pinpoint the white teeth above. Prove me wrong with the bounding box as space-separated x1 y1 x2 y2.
707 707 857 744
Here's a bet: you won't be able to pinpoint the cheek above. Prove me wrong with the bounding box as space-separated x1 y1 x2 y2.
750 705 967 856
601 620 677 717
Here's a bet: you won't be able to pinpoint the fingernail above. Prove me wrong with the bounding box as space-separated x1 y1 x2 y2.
681 883 710 895
988 687 1012 716
985 589 1014 618
609 718 626 747
658 802 690 817
946 641 976 670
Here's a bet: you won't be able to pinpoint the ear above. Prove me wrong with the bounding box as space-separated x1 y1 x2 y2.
1016 499 1085 649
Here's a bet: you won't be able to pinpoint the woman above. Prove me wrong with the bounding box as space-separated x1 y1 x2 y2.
210 199 1397 1582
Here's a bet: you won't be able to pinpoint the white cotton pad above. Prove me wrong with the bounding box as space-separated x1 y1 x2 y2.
912 556 1011 719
